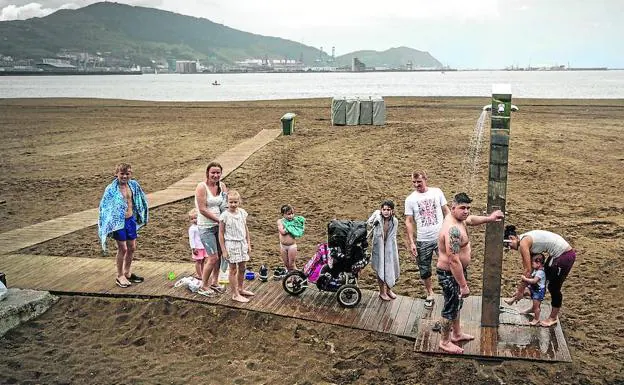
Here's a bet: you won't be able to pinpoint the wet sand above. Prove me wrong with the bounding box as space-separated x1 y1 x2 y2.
1 97 623 384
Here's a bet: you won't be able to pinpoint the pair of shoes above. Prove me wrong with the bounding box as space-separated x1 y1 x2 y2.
424 296 435 309
273 267 287 280
127 273 144 283
259 265 269 282
197 288 216 297
116 278 130 288
210 284 225 294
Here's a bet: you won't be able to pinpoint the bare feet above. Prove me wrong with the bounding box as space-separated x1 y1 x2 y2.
379 293 392 301
232 294 250 303
539 318 558 327
528 319 540 326
439 340 464 354
504 296 520 306
451 332 475 343
239 289 255 296
388 290 397 299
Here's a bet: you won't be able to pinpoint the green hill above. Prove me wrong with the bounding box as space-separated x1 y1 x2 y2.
0 2 442 68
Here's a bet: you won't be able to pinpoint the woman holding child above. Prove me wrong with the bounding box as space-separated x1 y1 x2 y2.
503 225 576 327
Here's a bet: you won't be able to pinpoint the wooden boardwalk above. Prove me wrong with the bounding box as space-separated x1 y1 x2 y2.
0 129 281 255
0 254 426 339
0 253 571 362
413 294 571 361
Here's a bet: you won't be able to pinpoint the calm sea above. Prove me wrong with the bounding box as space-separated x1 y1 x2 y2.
1 70 623 101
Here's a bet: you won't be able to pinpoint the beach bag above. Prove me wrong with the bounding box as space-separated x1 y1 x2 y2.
303 243 329 283
174 276 201 293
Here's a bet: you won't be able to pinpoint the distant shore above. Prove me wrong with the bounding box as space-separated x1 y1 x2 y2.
0 70 142 76
0 67 615 77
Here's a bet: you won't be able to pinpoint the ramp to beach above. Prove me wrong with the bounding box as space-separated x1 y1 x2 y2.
0 129 281 255
0 254 571 362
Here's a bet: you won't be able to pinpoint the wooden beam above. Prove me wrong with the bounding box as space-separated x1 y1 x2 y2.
481 85 512 327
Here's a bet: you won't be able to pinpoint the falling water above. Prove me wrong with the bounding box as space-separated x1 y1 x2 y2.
462 109 489 194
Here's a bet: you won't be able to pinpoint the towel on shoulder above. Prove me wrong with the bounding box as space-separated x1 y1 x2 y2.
98 178 149 251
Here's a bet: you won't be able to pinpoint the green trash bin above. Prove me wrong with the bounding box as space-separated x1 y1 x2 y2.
281 113 296 135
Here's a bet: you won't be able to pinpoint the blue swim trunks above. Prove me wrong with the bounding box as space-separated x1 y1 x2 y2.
112 216 137 241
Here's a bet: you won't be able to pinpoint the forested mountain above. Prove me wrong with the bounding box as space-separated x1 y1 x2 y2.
0 2 442 68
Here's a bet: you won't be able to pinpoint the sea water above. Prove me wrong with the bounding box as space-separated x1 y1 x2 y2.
1 70 624 101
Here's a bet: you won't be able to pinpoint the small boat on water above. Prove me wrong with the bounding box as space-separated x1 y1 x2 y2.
212 80 221 86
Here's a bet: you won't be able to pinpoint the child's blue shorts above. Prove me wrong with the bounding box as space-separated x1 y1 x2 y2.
112 216 137 241
531 287 546 301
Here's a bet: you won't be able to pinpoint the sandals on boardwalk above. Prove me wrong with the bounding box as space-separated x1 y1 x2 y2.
197 288 216 297
116 278 131 288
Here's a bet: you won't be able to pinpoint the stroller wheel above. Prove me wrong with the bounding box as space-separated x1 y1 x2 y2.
337 284 361 308
282 270 307 296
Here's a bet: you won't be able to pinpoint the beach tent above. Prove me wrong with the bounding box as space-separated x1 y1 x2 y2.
359 97 373 125
331 97 346 126
372 96 386 126
345 98 360 126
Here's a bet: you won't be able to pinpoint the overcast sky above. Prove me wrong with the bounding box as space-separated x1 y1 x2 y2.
1 0 623 68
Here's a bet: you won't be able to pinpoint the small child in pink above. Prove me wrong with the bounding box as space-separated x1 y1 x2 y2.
188 208 206 278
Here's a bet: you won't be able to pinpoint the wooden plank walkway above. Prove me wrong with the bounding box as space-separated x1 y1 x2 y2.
0 254 571 361
0 129 281 255
413 294 572 362
0 254 425 339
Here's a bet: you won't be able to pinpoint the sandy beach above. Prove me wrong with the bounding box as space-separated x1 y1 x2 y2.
1 97 623 384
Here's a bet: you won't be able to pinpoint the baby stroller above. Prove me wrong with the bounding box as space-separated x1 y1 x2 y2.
282 220 370 308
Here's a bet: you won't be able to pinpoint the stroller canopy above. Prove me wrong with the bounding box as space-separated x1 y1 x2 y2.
327 220 369 273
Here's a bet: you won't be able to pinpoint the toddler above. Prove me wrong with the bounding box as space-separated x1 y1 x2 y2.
521 254 547 325
277 204 305 272
188 208 206 279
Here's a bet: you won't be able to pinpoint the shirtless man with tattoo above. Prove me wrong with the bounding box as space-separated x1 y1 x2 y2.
436 193 504 354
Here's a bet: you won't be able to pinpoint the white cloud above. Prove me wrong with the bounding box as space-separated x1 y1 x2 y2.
0 3 67 21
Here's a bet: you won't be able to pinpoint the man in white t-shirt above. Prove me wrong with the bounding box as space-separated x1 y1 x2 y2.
404 170 450 308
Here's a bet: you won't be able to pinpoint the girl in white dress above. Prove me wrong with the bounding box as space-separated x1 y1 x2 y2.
219 190 255 303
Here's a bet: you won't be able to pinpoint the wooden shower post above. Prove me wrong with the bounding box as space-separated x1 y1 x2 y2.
481 84 512 327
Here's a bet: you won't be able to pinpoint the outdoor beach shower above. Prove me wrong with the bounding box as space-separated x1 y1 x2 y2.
482 104 519 112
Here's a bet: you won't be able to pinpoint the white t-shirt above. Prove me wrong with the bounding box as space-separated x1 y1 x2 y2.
520 230 570 259
219 208 248 241
404 187 448 242
188 224 204 250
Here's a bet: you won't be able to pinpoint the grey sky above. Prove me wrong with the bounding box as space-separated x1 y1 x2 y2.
1 0 623 68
